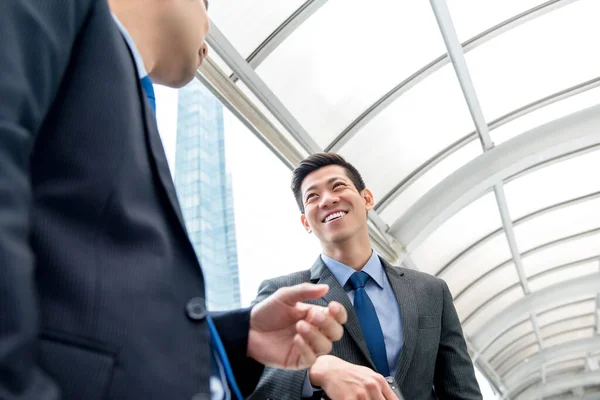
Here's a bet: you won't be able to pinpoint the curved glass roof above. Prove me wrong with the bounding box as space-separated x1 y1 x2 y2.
197 0 600 398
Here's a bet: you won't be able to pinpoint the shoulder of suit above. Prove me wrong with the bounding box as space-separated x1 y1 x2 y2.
261 269 312 288
391 264 445 286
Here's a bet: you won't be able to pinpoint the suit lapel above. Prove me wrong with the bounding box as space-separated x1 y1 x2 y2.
382 259 418 386
140 98 187 232
309 257 377 371
115 24 188 236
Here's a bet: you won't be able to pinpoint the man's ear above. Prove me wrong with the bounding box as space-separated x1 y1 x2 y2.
301 214 312 233
362 188 375 211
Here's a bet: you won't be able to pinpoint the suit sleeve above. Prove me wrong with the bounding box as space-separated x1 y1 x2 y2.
434 279 483 400
0 1 92 398
247 280 316 400
210 307 265 397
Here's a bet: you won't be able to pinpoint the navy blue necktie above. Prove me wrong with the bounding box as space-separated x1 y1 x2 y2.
348 271 390 376
140 75 156 114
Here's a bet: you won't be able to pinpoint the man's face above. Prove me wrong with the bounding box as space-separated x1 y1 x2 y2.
300 165 374 246
153 0 210 87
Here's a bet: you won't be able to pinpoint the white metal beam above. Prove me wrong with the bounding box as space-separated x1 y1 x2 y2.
389 104 600 252
515 370 600 400
428 0 493 150
493 184 530 295
504 336 600 387
473 273 600 353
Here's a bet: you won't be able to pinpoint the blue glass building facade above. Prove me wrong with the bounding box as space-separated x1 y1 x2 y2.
174 79 241 311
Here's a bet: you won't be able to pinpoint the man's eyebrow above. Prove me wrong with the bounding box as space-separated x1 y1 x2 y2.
303 177 348 197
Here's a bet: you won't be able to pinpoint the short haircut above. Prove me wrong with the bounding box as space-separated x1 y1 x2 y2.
291 152 366 213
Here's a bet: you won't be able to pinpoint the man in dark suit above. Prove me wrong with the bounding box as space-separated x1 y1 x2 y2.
0 1 348 399
249 153 483 400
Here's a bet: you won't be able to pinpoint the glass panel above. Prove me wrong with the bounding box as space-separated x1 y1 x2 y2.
490 332 535 369
340 65 474 199
378 140 482 225
454 265 521 323
491 85 600 146
410 192 503 275
497 343 540 377
466 0 600 122
503 135 600 222
446 0 548 42
513 196 600 253
257 0 447 147
540 315 595 339
483 319 533 362
209 1 305 58
537 299 596 326
521 231 600 277
543 328 594 348
462 285 524 335
442 232 512 297
528 261 599 292
235 81 310 157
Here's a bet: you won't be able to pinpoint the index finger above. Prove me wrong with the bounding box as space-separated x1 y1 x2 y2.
276 283 330 305
326 301 347 324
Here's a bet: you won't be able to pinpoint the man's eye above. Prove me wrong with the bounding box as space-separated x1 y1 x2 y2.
305 193 317 202
333 182 346 189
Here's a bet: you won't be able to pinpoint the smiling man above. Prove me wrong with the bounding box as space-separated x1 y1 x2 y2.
248 153 483 400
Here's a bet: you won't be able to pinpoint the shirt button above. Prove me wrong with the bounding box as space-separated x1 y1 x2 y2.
186 297 207 321
386 377 394 384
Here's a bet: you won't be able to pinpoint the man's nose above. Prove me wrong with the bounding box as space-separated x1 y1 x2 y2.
319 191 339 208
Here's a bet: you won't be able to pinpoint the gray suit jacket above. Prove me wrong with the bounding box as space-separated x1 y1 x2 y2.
248 256 482 400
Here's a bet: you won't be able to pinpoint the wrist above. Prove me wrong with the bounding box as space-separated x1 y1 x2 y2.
308 355 332 386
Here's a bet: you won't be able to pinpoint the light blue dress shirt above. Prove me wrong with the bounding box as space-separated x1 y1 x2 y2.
111 14 228 400
303 250 403 396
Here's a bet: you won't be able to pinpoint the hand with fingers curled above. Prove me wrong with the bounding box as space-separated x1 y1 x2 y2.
310 355 400 400
247 283 347 369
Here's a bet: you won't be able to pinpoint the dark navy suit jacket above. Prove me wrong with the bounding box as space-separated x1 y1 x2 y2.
0 0 262 398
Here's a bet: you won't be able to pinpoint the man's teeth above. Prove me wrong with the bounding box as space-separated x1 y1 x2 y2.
325 211 347 222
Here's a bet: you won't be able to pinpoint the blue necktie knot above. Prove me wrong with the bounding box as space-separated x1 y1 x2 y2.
348 271 370 290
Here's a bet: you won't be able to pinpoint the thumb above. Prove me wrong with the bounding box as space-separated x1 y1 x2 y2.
276 283 329 305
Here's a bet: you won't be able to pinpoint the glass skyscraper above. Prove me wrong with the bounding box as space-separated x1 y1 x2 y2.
174 79 241 311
